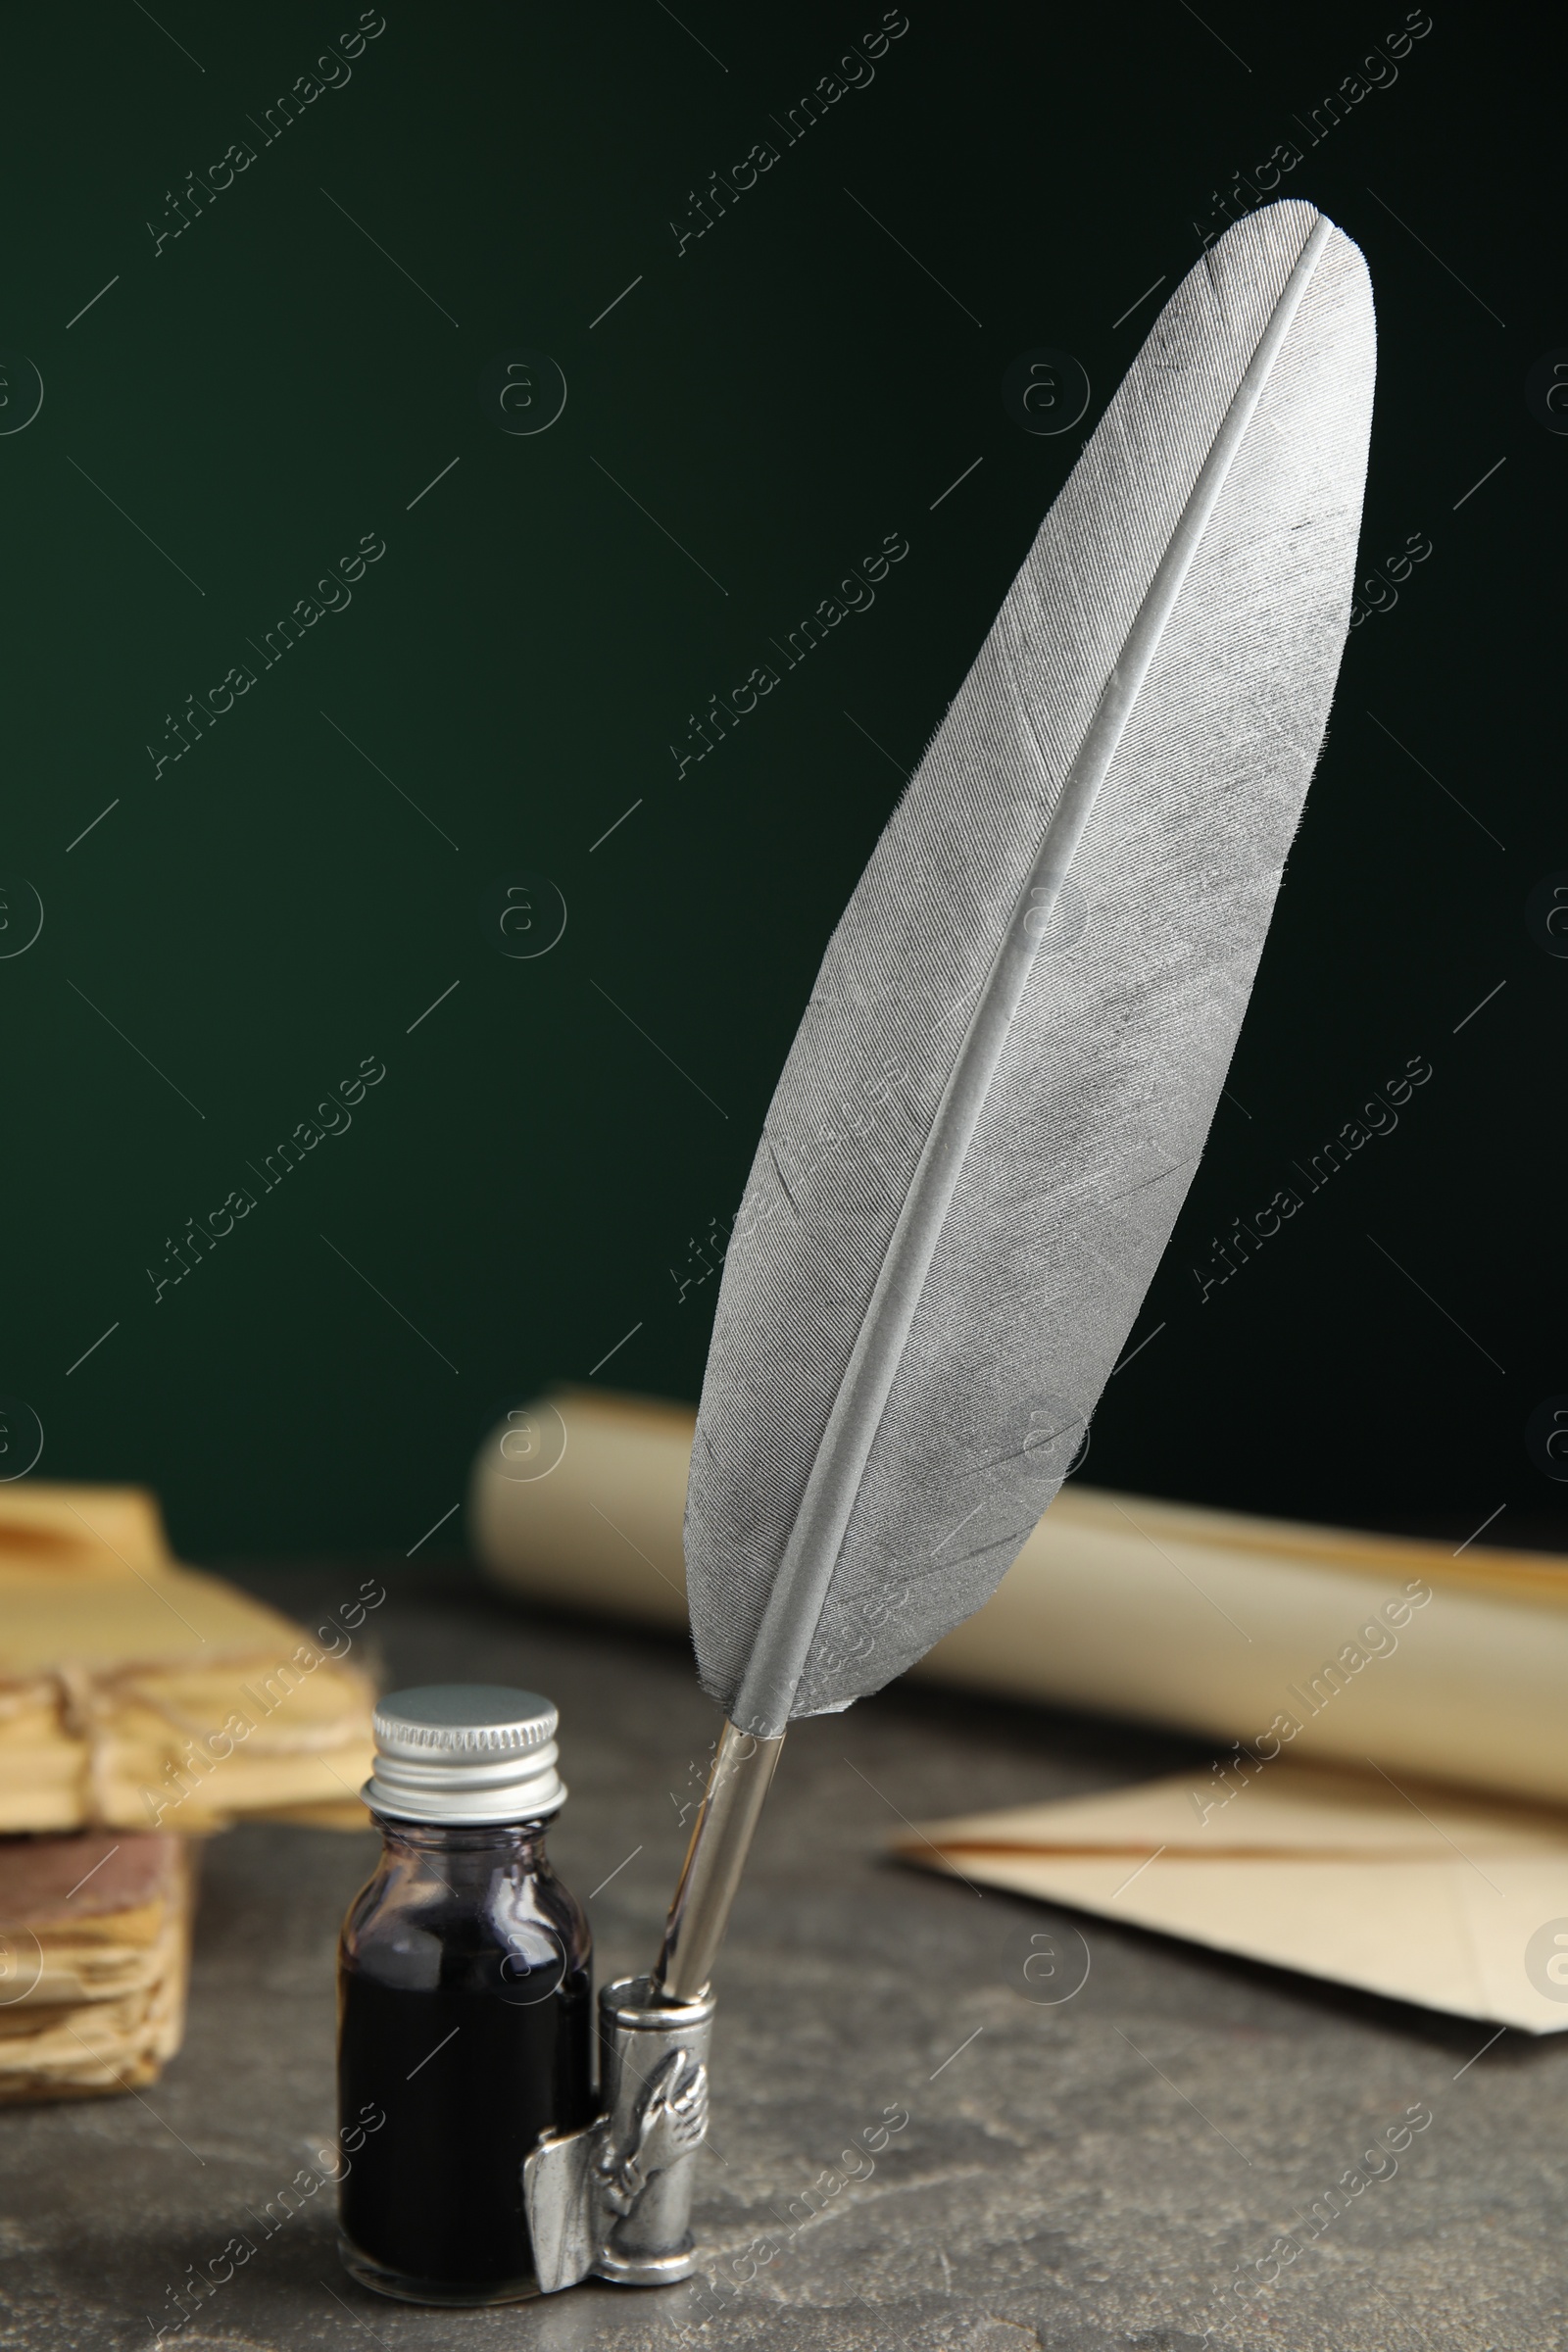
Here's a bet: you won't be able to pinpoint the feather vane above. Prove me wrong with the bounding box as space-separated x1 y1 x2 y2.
683 201 1377 1739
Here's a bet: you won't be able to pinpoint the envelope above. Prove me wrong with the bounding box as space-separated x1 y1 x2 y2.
894 1760 1568 2034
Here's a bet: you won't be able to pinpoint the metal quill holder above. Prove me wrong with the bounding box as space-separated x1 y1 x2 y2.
524 1725 781 2288
526 198 1377 2291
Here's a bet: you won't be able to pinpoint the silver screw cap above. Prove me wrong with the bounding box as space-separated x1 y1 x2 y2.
365 1684 566 1824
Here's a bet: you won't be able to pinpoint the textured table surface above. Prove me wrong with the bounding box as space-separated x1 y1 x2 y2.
4 1569 1562 2352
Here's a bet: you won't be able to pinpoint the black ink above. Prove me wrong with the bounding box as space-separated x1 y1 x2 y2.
338 1816 592 2303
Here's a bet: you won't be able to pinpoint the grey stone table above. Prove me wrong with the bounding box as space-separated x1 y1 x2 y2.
4 1568 1564 2352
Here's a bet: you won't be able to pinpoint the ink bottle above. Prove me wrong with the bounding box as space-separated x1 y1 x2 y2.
336 1685 593 2305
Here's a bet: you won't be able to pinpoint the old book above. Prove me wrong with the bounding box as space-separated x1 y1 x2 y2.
0 1832 194 2100
0 1483 376 1833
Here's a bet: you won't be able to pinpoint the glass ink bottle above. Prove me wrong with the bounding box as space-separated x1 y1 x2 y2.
336 1685 593 2305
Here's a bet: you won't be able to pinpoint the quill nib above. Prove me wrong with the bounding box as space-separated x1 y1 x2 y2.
516 1724 784 2291
655 1722 785 2000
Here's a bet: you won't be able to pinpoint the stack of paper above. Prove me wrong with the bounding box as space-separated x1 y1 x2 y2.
0 1832 194 2100
0 1483 376 1833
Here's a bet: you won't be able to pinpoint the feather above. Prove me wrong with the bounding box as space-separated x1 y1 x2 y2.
684 199 1376 1741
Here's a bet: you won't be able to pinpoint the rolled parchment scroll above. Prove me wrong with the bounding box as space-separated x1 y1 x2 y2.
471 1388 1568 1810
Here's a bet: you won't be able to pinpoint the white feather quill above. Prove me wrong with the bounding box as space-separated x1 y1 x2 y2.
687 199 1374 1733
659 198 1375 1994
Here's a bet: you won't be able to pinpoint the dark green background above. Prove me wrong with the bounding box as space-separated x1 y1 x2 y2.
2 3 1560 1560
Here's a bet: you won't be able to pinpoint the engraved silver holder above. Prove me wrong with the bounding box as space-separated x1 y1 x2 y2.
524 1977 714 2290
523 1723 784 2292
